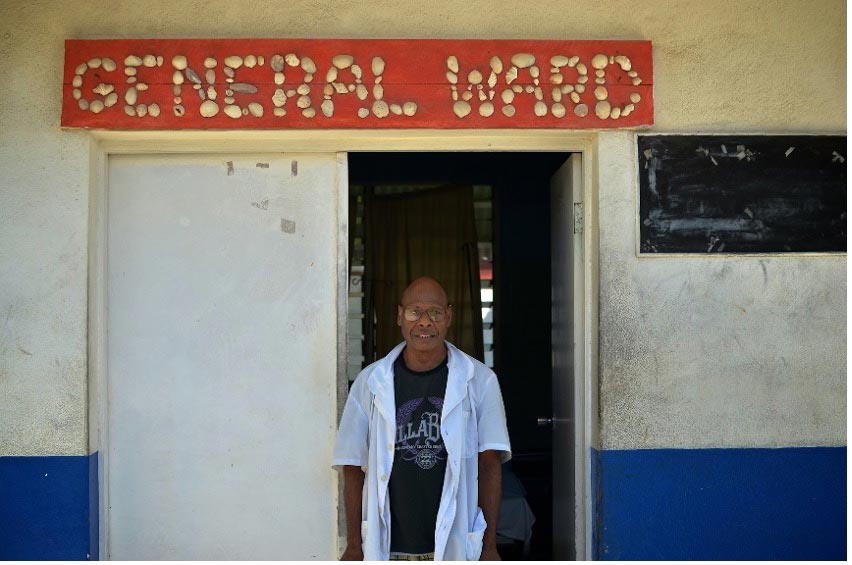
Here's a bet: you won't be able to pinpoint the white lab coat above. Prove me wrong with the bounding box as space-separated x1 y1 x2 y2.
333 341 512 561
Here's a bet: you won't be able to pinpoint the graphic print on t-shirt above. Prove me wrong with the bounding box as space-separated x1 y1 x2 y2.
396 397 446 470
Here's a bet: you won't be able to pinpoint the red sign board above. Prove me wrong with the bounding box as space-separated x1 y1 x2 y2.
62 39 652 129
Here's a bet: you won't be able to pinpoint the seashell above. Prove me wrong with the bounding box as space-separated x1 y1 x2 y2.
624 103 634 115
296 95 311 109
501 89 514 104
447 56 459 73
135 103 146 117
75 63 88 75
333 54 353 69
156 56 164 66
468 69 483 84
354 84 368 100
446 71 458 84
297 83 311 95
524 85 534 93
305 73 314 82
135 83 148 91
143 55 156 67
272 89 287 107
511 53 535 68
351 65 362 80
358 107 369 118
226 89 234 96
231 83 258 94
402 102 417 116
207 86 216 100
512 84 523 93
478 90 487 101
373 84 384 100
173 105 185 116
372 100 389 118
90 100 104 113
552 87 562 102
72 88 81 100
551 103 566 118
615 55 631 71
479 102 494 117
274 107 287 117
610 106 621 119
453 101 471 118
223 67 234 78
577 75 588 85
124 55 142 67
627 70 638 78
172 55 187 70
104 92 118 107
224 56 243 69
348 84 355 92
285 53 300 67
205 69 215 84
451 89 458 101
530 66 540 79
591 54 608 70
595 100 611 119
125 87 137 105
630 92 641 103
483 57 501 76
570 91 581 104
149 103 160 117
198 88 206 101
223 105 242 119
125 67 136 76
257 56 264 66
334 82 348 94
488 72 497 89
271 54 285 72
502 104 516 117
322 84 334 96
372 57 385 76
575 83 586 93
551 55 569 68
286 89 296 96
244 55 257 68
567 56 579 67
204 57 217 69
534 87 543 100
123 104 134 116
574 103 588 117
595 77 606 85
274 72 285 85
78 99 89 110
72 75 82 87
321 99 334 117
594 86 608 100
172 70 184 85
632 77 642 85
326 67 338 82
576 63 587 75
221 96 233 104
102 58 116 72
390 103 402 115
200 100 219 117
185 68 201 83
297 56 315 74
534 101 547 116
595 69 606 78
88 57 102 68
505 67 518 84
461 90 473 101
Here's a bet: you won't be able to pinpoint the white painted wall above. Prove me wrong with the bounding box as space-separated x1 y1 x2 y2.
0 1 845 458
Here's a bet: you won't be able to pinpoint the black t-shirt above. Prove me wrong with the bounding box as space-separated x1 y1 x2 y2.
388 352 449 554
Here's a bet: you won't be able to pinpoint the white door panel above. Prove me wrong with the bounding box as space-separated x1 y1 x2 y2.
107 154 340 559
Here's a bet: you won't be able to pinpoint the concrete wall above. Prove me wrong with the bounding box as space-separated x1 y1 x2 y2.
0 0 845 559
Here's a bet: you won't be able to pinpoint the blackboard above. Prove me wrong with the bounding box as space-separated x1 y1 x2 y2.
638 135 846 253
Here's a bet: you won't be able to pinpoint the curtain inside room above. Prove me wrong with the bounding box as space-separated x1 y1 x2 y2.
364 184 484 362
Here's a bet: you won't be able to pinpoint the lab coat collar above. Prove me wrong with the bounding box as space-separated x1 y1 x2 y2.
367 341 474 421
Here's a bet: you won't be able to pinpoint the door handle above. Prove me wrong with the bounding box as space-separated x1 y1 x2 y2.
537 417 553 429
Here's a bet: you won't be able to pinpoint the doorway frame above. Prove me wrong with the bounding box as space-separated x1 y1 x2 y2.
86 130 600 560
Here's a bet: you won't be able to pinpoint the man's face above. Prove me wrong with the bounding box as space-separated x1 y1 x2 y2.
397 284 452 354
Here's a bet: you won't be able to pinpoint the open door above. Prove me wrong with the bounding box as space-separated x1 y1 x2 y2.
105 153 343 559
550 154 586 560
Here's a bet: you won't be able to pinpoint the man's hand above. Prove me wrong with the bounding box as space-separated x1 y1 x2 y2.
340 544 364 561
479 544 502 561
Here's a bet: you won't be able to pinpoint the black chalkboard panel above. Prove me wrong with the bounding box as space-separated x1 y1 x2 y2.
638 135 846 253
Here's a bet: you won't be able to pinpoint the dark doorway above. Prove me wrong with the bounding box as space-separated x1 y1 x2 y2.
349 152 571 560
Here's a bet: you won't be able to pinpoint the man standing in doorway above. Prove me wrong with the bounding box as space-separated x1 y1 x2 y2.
334 277 511 561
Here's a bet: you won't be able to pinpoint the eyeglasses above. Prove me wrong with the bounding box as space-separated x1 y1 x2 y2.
402 306 449 322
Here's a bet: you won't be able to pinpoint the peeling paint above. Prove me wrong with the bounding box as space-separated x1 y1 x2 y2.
251 199 269 210
280 218 296 233
256 162 269 169
226 161 234 175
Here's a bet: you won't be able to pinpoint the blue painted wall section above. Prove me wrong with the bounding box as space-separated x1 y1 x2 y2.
0 454 93 560
597 446 846 560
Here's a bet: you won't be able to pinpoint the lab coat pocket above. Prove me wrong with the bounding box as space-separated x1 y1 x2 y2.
463 410 478 458
465 506 487 560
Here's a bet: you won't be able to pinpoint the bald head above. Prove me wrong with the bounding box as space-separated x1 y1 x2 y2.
400 277 449 307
